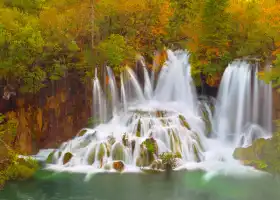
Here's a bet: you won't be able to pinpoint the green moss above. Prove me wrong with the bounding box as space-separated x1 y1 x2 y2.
201 109 212 137
193 144 201 162
136 119 141 137
63 152 73 165
112 143 125 161
168 129 182 153
178 115 190 129
233 133 280 174
159 152 178 170
192 132 204 152
122 133 129 146
97 144 106 161
0 157 39 189
142 137 158 164
78 129 87 137
87 146 96 165
46 151 55 164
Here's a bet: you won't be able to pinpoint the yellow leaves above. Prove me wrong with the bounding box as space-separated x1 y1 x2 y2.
151 0 173 36
97 0 147 15
40 1 92 39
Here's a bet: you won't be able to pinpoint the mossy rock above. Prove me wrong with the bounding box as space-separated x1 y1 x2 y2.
136 119 141 137
107 135 116 146
242 160 268 171
151 159 163 170
192 132 204 152
4 157 39 182
140 137 159 166
113 161 125 172
46 151 56 164
112 143 125 161
122 133 129 146
105 143 111 157
178 115 190 129
17 158 38 170
201 110 212 137
87 146 96 165
136 157 144 168
142 137 158 157
0 155 39 189
131 140 136 155
233 135 280 174
97 144 106 162
159 152 179 170
63 152 73 165
168 129 182 153
193 144 201 162
5 164 35 181
77 129 87 137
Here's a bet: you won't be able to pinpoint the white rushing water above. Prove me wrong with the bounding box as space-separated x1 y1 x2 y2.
43 50 272 178
212 61 272 147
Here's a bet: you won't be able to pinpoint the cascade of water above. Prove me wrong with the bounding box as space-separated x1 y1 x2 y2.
44 50 272 176
106 66 120 117
120 73 128 113
213 61 272 147
93 71 107 125
143 67 153 100
46 50 209 172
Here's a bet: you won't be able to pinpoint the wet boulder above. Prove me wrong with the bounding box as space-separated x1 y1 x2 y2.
46 151 56 164
136 119 141 137
97 143 106 168
113 161 125 172
87 145 96 165
122 133 129 146
137 137 159 167
151 159 163 170
63 152 73 165
159 152 181 170
107 135 116 146
112 142 126 161
178 115 190 129
77 129 87 137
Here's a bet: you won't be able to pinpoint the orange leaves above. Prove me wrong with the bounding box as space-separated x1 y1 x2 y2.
153 0 173 36
153 50 168 71
206 73 221 87
205 47 220 57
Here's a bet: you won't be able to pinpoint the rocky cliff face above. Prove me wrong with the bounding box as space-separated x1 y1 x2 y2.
1 73 92 154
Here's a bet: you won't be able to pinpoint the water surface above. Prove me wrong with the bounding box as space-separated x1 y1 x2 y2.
1 170 280 200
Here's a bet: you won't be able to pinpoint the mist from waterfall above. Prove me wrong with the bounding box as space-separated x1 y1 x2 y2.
43 50 272 178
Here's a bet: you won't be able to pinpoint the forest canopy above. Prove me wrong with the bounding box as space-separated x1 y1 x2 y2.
1 0 280 93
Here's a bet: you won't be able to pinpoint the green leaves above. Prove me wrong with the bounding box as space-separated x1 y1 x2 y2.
96 34 134 74
20 67 46 94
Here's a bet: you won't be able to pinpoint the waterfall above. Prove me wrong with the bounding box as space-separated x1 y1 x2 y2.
43 51 272 175
213 60 272 147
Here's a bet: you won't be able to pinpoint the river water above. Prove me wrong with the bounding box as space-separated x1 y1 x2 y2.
1 170 280 200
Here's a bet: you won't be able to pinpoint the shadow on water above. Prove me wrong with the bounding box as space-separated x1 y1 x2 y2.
1 170 280 200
